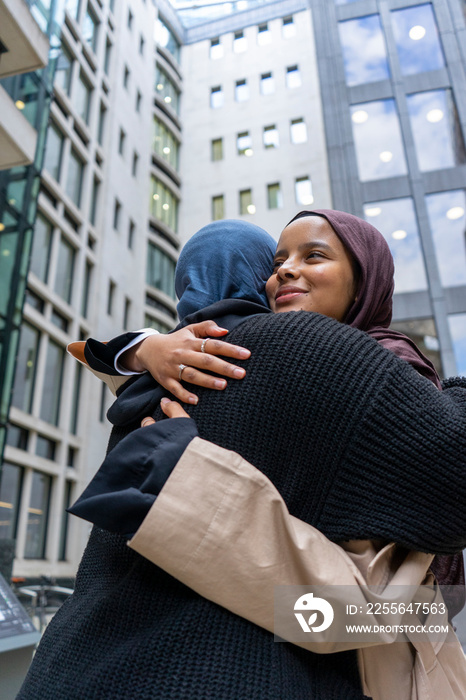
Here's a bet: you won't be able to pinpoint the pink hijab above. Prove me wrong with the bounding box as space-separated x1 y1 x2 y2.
289 210 441 388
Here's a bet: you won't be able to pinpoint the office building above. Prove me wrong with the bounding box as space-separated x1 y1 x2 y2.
0 0 465 579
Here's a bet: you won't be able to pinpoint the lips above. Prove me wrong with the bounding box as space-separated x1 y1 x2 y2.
275 286 308 303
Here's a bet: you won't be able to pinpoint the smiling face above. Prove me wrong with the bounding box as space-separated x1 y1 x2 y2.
266 216 358 322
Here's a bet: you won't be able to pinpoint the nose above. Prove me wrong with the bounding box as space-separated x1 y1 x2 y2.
276 257 300 280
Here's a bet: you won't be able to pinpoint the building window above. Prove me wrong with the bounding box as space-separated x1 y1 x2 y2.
350 99 408 181
11 323 40 413
128 219 135 249
107 279 116 315
210 85 223 109
212 195 224 221
24 471 52 559
82 6 99 53
118 128 126 155
0 463 23 540
127 8 133 29
139 35 145 55
99 383 107 422
426 189 466 288
391 4 445 76
65 149 84 207
233 30 247 53
210 37 223 59
363 198 428 293
104 39 112 75
98 102 106 145
257 23 271 45
263 124 279 149
113 198 121 230
156 65 180 113
150 176 178 231
81 260 92 318
286 65 301 88
40 339 65 425
267 183 282 209
136 89 142 112
295 176 314 206
282 16 296 38
155 17 180 63
36 435 57 460
90 176 100 226
43 122 64 182
132 151 139 176
124 297 131 329
448 314 466 376
6 424 29 450
51 308 69 332
59 480 73 561
70 361 82 434
146 242 176 298
290 118 307 144
239 189 255 215
260 72 274 95
153 117 179 170
407 89 466 172
338 15 390 86
30 214 52 282
55 45 73 94
391 319 441 375
123 64 130 89
235 79 249 102
74 72 92 124
237 131 253 156
211 138 223 161
54 235 75 303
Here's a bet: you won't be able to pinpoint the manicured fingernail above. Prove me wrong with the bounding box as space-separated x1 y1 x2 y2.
233 368 245 378
214 326 228 331
238 349 250 358
214 379 227 388
160 397 170 405
188 396 198 405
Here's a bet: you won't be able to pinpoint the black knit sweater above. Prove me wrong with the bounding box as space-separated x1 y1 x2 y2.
18 312 466 700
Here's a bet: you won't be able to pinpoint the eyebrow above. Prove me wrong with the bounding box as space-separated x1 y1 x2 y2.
274 240 334 258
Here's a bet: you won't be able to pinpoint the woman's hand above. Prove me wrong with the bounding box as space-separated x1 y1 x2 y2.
121 321 251 404
141 398 189 426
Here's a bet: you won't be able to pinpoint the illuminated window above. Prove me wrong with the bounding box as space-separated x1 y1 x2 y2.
237 131 252 156
150 176 178 231
363 198 427 293
239 189 255 215
295 177 313 205
155 65 180 114
153 117 180 170
391 4 444 75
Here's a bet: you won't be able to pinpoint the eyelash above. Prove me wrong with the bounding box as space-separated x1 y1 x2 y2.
272 252 323 269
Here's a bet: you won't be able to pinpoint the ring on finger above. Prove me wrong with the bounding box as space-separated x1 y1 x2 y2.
178 363 188 380
141 418 153 428
200 338 209 353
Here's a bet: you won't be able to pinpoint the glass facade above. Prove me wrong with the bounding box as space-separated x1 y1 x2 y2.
351 100 408 181
407 90 466 172
155 65 180 114
363 198 428 293
0 463 23 540
338 15 390 86
155 17 180 63
11 323 40 414
425 190 466 287
391 4 444 76
448 314 466 375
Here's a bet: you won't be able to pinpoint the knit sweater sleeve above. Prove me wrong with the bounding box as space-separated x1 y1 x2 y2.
319 364 466 554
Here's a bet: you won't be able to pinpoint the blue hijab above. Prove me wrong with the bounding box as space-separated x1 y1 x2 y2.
175 220 276 320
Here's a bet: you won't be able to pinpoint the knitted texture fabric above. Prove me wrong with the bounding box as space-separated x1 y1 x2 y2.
19 312 466 699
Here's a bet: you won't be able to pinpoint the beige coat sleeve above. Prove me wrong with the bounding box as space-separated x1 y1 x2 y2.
128 438 466 700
